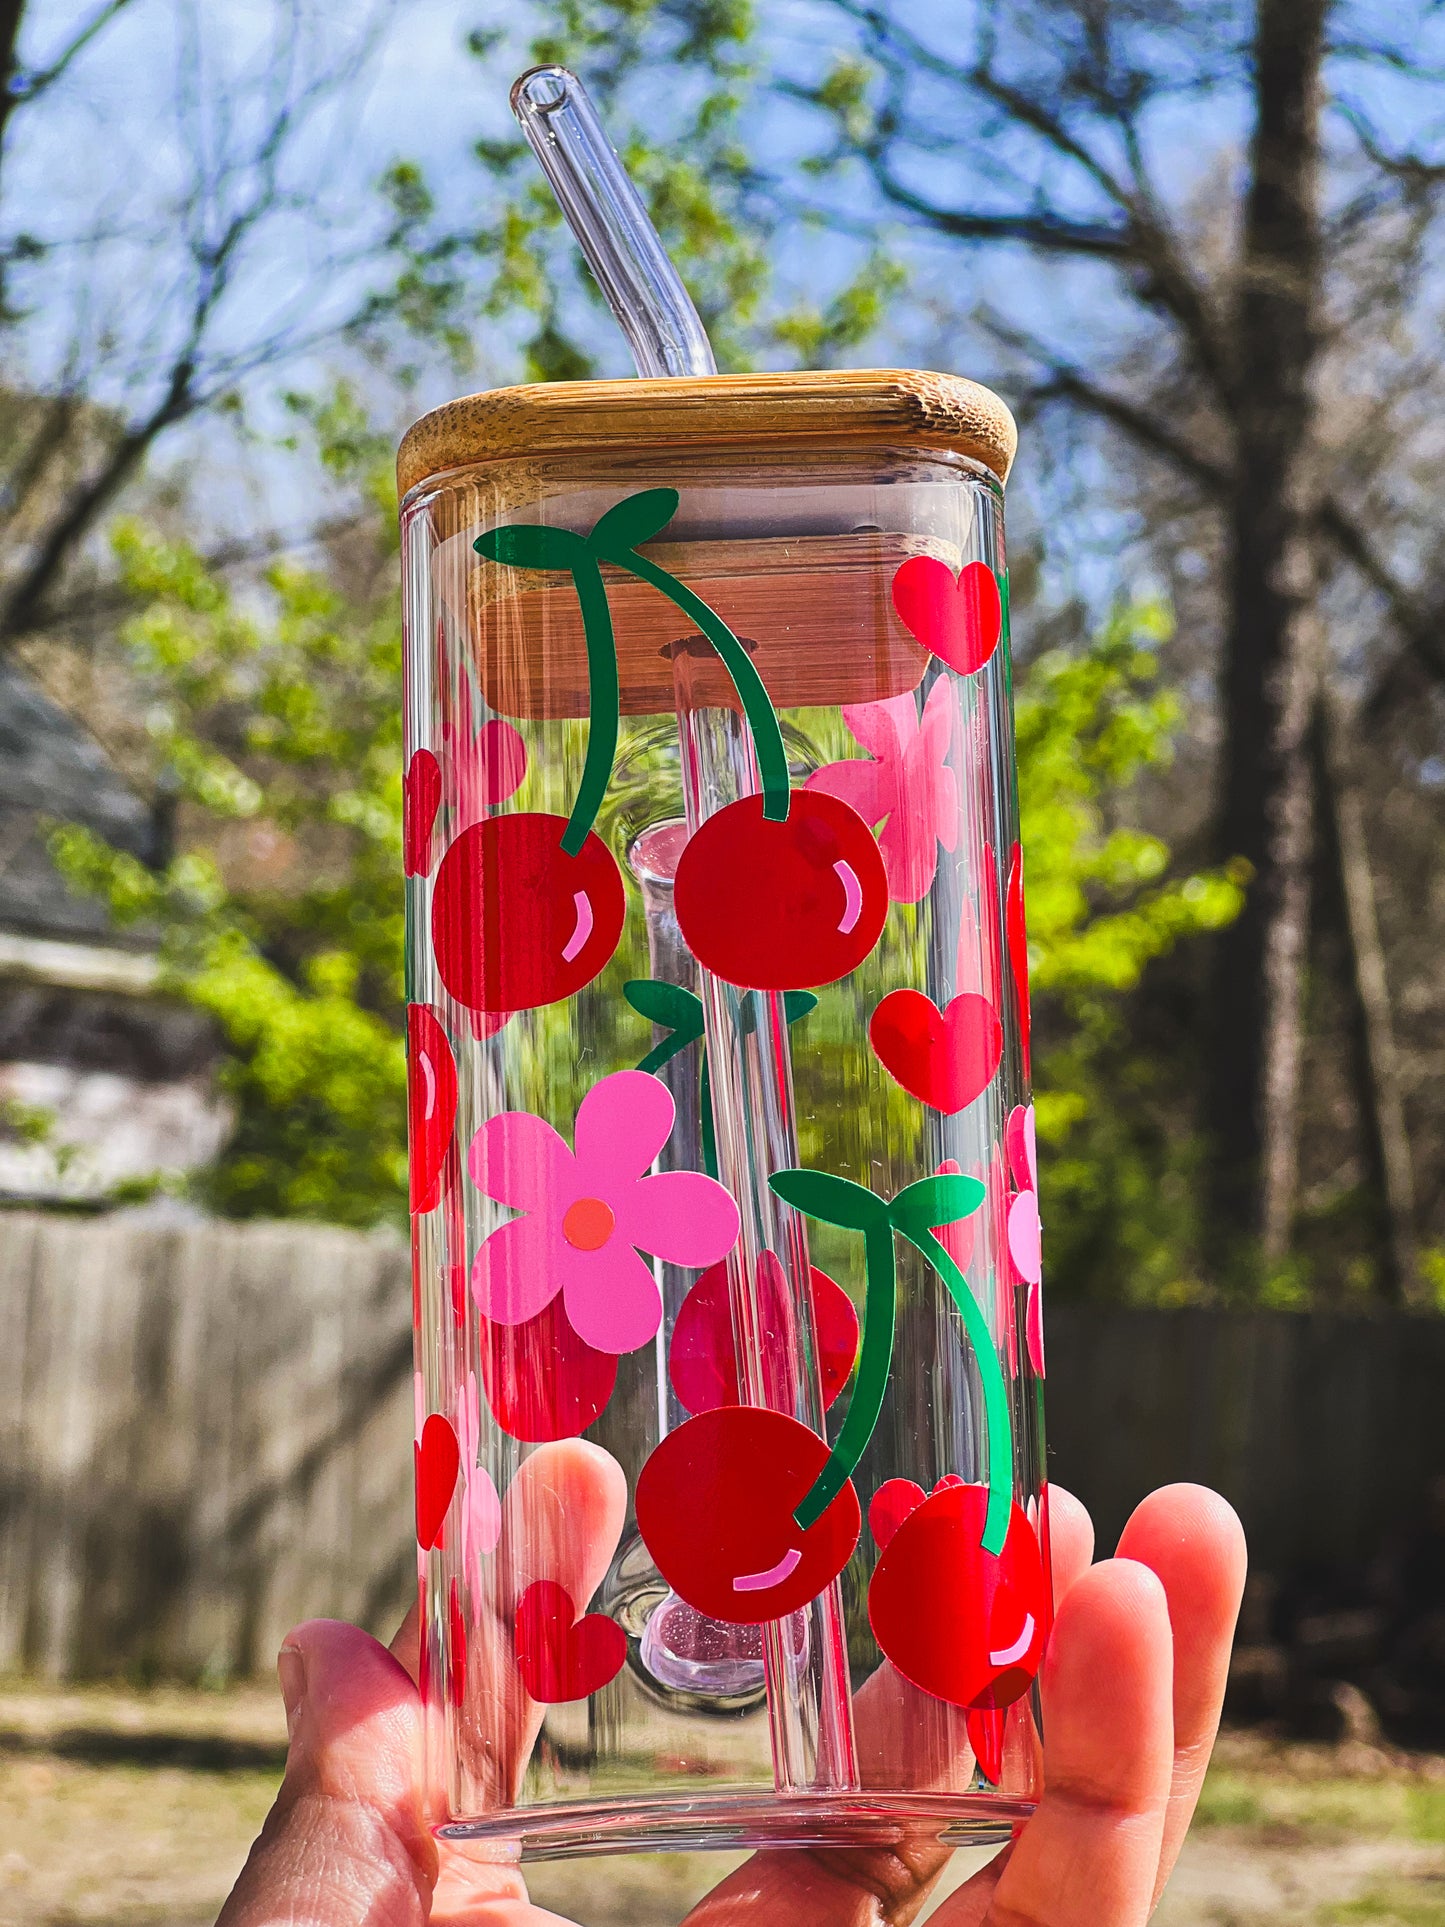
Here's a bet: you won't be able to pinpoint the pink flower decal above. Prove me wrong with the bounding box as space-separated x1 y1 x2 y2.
469 1069 741 1355
806 682 960 904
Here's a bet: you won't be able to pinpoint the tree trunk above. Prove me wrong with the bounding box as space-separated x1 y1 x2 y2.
1318 686 1420 1302
1203 0 1329 1276
0 0 26 183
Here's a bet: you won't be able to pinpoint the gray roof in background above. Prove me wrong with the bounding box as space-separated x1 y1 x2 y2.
0 655 157 945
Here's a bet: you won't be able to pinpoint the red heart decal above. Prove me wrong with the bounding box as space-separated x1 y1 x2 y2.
967 1705 1007 1785
414 1413 459 1551
891 558 1001 676
869 988 1003 1114
447 1576 468 1709
870 1478 927 1550
514 1580 626 1703
407 1005 458 1215
1006 842 1031 1078
403 749 442 877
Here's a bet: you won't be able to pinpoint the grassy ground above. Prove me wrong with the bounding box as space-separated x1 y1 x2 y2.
3 1681 1445 1926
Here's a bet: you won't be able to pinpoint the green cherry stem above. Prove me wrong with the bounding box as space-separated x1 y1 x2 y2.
472 522 620 858
892 1215 1013 1558
771 1169 1010 1553
599 544 792 824
561 555 620 857
794 1212 897 1531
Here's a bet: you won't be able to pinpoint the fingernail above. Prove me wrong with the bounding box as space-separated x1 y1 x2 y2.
278 1645 306 1743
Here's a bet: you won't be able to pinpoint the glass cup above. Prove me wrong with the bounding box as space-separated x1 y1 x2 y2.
398 369 1050 1858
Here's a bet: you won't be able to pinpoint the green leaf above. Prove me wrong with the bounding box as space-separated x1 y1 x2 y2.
890 1173 987 1235
624 978 705 1032
769 1168 889 1231
782 990 818 1023
625 978 705 1075
588 488 679 556
474 523 583 570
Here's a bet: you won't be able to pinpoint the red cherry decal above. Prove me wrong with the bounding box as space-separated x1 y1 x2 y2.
636 1407 861 1623
868 1482 1046 1709
478 1293 617 1442
891 558 1002 676
406 1005 457 1214
414 1413 459 1551
673 791 887 991
403 749 442 877
432 813 625 1013
1006 842 1031 1078
514 1580 626 1702
869 1478 927 1550
869 988 1003 1114
967 1705 1007 1784
668 1254 859 1416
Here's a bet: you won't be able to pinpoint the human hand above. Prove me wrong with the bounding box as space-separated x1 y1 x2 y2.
218 1442 1244 1927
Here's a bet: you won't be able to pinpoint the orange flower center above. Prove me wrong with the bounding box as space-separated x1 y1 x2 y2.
562 1195 615 1252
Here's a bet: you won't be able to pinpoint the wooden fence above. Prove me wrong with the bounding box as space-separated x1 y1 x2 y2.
0 1211 414 1681
1 1208 1441 1679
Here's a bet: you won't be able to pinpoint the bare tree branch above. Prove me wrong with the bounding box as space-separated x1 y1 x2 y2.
0 0 136 192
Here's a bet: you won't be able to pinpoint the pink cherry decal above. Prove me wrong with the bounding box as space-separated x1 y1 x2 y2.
414 1413 460 1551
403 749 442 877
891 558 1002 676
869 988 1003 1114
514 1580 625 1702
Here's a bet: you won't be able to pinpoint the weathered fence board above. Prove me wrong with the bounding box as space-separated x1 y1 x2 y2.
0 1211 414 1681
1043 1305 1445 1572
1 1208 1442 1680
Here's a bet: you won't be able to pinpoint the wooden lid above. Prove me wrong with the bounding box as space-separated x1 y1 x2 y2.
397 368 1016 499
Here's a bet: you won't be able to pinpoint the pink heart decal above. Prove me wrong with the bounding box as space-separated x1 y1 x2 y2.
403 749 442 878
891 558 1002 676
514 1580 626 1703
414 1413 459 1551
1007 1189 1042 1287
869 988 1003 1114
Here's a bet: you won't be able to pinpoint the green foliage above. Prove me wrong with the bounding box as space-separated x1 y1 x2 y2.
51 500 408 1229
379 0 901 380
1016 605 1246 1302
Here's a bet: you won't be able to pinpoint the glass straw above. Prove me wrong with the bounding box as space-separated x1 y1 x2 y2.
509 64 860 1798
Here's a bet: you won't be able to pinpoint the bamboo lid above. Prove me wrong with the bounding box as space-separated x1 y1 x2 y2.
397 368 1016 500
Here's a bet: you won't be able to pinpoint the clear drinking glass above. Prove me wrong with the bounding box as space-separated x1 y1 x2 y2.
398 369 1049 1857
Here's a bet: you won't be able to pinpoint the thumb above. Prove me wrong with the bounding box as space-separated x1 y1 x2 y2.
218 1619 436 1926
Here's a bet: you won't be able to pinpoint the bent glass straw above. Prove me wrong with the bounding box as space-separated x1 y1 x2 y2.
510 66 718 381
508 64 859 1797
